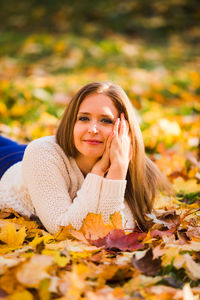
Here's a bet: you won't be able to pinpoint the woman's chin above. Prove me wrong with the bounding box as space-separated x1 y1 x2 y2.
84 151 103 160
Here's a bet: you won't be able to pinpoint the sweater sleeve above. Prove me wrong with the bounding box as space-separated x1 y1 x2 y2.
97 177 127 224
22 142 103 234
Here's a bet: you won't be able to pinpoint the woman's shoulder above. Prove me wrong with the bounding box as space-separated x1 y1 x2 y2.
24 135 68 162
22 135 83 186
27 135 56 148
26 135 61 153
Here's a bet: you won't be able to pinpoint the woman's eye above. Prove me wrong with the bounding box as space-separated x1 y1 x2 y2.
78 116 89 121
101 118 113 124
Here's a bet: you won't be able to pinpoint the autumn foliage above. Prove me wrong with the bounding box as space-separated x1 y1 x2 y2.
0 197 200 300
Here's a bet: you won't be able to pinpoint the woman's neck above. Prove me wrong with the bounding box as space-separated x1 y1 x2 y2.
74 155 97 177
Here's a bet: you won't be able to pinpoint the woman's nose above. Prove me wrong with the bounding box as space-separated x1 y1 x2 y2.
88 123 98 134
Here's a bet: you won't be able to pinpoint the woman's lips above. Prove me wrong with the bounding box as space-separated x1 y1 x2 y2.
84 140 103 145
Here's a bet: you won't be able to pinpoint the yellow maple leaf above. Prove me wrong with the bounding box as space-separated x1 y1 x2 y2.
8 289 34 300
42 249 70 267
29 233 54 248
0 222 26 246
38 278 51 300
9 216 40 231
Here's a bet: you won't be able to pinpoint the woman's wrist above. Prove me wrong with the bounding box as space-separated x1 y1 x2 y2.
106 163 128 180
90 166 104 177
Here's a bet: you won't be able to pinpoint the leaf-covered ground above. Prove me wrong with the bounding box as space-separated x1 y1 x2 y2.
0 31 200 299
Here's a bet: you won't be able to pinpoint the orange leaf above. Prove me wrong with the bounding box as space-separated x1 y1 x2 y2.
80 212 122 240
80 213 113 239
109 211 123 229
54 223 75 241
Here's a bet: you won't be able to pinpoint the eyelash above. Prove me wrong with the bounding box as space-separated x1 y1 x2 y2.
78 116 113 124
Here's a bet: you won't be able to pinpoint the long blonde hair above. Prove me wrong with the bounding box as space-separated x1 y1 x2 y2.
56 81 172 230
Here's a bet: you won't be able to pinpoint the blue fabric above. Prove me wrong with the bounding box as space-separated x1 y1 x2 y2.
0 136 27 179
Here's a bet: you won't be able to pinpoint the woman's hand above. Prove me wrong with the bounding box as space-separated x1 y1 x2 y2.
106 113 131 180
91 132 113 177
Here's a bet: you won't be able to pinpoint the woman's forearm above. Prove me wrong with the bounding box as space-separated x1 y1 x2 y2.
106 160 128 180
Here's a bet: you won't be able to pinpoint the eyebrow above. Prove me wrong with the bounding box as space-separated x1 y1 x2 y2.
77 112 115 118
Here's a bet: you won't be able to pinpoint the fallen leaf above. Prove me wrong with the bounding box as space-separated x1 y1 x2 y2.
183 283 195 300
16 255 53 288
174 253 200 280
105 229 146 251
81 212 123 240
0 223 26 246
8 289 34 300
38 278 51 300
173 177 200 193
132 248 161 276
90 229 146 251
0 256 24 275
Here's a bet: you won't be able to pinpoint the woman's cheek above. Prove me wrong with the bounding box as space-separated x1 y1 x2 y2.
106 125 113 136
104 127 113 143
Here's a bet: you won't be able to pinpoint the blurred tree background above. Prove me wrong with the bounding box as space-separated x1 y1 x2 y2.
0 0 200 40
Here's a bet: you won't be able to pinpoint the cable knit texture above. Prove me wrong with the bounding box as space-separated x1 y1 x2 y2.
0 136 135 233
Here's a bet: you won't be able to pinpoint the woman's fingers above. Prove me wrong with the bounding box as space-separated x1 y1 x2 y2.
105 133 112 153
119 113 129 138
113 118 120 137
100 133 113 173
102 132 112 161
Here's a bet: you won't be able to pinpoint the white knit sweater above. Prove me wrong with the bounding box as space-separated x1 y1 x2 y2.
0 136 134 234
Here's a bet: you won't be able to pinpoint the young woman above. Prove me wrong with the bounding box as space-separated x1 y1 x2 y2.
0 81 171 234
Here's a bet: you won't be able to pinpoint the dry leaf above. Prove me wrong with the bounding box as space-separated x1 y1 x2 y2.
0 223 26 246
16 255 53 288
88 228 146 251
173 177 200 193
81 212 122 240
132 248 161 276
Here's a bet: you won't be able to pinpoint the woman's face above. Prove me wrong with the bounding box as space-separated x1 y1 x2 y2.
73 93 119 162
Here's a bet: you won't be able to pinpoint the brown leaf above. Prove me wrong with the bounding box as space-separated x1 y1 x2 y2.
177 229 191 244
187 226 200 239
0 210 13 219
146 212 178 229
157 210 181 227
150 228 174 239
132 248 161 276
89 251 103 263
